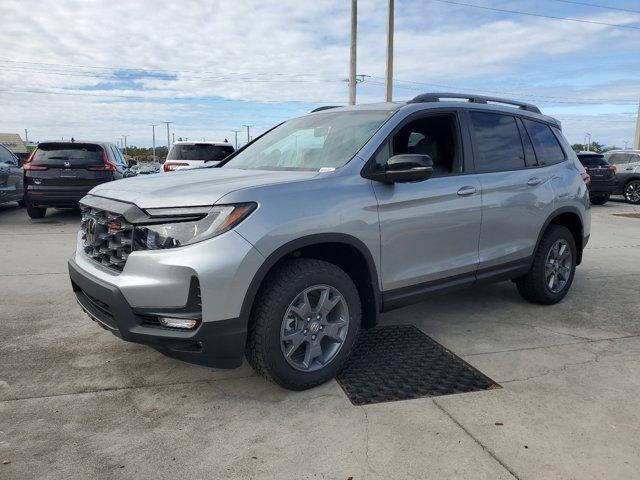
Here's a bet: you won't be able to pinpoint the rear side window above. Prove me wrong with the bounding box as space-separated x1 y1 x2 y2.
469 112 525 172
577 155 607 167
521 119 565 166
32 143 103 166
0 145 16 164
167 144 234 162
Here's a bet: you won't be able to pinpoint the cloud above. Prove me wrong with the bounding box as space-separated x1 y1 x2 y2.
0 0 638 145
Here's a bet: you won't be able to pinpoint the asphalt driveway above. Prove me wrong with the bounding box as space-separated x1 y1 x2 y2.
1 199 639 479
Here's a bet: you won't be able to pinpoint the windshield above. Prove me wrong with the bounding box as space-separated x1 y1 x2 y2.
167 143 234 162
222 110 390 171
32 143 104 166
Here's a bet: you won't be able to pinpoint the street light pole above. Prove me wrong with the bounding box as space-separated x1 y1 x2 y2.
242 125 252 144
385 0 394 102
122 135 129 155
161 122 173 153
150 124 158 163
349 0 357 105
231 130 241 149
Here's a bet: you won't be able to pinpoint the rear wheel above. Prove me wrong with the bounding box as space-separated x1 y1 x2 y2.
589 194 609 205
246 258 361 390
26 203 46 219
516 225 576 305
624 180 640 204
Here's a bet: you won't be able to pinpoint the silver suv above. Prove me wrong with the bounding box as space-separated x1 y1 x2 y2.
68 93 591 390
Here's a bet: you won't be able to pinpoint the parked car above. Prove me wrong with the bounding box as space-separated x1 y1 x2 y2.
0 143 24 207
576 151 616 205
69 93 591 390
604 150 640 204
162 141 235 172
22 141 127 218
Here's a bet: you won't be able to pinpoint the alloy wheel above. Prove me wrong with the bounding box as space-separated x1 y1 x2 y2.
280 284 349 372
624 181 640 204
545 239 572 294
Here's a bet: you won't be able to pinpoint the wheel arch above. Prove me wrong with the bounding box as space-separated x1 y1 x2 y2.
536 207 585 265
239 234 381 336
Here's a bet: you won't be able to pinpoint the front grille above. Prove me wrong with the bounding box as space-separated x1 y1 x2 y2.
81 207 133 272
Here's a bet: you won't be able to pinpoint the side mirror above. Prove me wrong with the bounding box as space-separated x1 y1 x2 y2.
363 154 434 183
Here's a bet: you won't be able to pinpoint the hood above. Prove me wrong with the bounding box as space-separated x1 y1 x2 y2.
89 167 319 208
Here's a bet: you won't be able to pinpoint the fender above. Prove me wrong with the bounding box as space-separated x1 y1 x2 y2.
533 205 585 266
238 233 381 331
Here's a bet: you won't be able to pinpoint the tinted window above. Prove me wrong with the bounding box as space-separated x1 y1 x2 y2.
577 154 608 167
168 144 235 162
32 143 103 166
517 118 537 167
605 153 628 165
0 145 16 164
469 112 524 172
521 119 565 166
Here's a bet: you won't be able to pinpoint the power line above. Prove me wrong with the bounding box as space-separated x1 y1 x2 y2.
431 0 640 30
367 76 638 103
550 0 640 14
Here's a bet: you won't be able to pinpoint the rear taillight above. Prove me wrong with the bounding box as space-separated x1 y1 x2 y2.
581 171 591 189
87 150 116 171
163 162 189 172
22 150 48 170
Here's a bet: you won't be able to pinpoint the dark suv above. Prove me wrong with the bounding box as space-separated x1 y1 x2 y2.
23 141 127 218
576 151 617 205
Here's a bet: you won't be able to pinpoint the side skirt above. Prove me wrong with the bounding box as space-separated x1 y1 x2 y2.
381 258 531 312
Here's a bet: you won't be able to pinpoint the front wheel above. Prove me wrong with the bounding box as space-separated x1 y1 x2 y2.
589 194 609 205
624 180 640 204
516 225 577 305
246 258 361 390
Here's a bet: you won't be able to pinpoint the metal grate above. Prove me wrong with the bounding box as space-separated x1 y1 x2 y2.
337 325 499 405
81 207 133 272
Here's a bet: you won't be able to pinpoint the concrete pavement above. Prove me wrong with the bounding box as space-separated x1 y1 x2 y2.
1 199 639 479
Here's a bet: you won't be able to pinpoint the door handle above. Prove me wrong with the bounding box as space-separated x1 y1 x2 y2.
527 177 542 186
457 186 477 196
626 167 633 171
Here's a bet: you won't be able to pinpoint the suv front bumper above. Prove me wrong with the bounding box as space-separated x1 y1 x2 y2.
68 229 265 368
69 257 246 368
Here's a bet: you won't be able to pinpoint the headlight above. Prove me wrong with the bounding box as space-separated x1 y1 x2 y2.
134 203 256 250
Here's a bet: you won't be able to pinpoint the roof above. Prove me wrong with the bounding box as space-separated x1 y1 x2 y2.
38 140 115 147
309 92 559 127
606 150 640 154
172 141 232 146
0 133 27 153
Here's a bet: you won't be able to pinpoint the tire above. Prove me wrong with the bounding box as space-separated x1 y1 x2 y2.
623 180 640 204
515 225 577 305
246 258 361 390
589 194 609 205
26 204 46 219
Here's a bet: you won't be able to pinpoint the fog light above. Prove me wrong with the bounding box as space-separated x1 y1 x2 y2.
158 317 199 329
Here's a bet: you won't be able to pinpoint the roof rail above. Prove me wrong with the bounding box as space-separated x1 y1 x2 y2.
407 92 541 114
310 105 340 113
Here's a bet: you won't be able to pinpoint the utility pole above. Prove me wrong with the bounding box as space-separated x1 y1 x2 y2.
161 122 173 152
122 135 129 155
242 125 252 144
24 129 28 144
231 130 241 149
150 124 158 163
634 97 640 150
385 0 394 102
172 133 175 144
584 133 591 151
349 0 357 105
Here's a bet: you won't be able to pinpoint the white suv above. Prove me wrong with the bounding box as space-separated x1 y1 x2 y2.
162 141 235 172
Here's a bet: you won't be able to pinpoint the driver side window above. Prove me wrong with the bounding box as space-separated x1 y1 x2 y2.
373 113 462 177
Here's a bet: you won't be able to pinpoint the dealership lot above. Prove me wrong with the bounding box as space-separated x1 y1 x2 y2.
1 200 640 479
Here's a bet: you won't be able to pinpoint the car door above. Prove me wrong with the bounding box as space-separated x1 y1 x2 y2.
0 145 23 203
468 111 557 272
370 110 482 299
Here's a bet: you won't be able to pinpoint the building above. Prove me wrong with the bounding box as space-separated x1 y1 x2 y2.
0 133 28 159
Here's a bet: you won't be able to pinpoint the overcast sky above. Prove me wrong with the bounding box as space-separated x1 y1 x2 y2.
0 0 638 147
